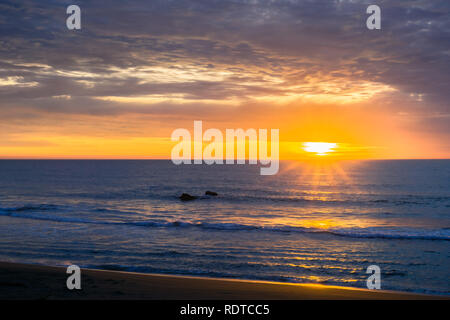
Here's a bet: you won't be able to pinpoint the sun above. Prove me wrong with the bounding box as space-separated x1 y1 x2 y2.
303 142 338 156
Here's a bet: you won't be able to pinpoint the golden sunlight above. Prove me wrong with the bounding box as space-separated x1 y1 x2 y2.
302 142 338 156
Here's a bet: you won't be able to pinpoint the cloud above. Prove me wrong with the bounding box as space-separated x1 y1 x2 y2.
0 0 449 156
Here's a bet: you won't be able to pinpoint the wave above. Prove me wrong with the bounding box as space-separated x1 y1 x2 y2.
169 193 450 207
2 204 59 212
328 227 450 241
1 207 448 241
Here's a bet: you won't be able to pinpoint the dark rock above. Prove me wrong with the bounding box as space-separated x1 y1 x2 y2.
179 193 198 201
205 191 218 196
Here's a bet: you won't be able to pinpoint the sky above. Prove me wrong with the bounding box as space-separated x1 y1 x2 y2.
0 0 449 159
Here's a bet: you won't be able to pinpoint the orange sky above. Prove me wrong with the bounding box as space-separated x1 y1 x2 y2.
1 1 449 160
0 97 445 160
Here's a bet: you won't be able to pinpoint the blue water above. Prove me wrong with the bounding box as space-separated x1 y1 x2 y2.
0 160 448 295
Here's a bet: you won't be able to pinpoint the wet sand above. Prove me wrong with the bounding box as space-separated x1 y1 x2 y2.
0 261 444 300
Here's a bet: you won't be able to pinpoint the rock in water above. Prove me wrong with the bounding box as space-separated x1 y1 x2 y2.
179 193 198 201
205 191 218 196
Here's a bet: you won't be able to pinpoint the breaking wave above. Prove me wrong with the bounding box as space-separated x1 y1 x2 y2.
1 205 448 241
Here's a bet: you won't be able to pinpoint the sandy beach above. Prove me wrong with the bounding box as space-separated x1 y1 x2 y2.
0 261 444 300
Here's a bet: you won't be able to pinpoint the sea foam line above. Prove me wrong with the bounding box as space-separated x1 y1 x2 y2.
0 207 448 241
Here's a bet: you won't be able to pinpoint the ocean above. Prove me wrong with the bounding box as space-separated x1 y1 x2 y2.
0 160 448 295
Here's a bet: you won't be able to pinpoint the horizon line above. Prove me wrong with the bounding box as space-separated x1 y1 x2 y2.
0 158 449 161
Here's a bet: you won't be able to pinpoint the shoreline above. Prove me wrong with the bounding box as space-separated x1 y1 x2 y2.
0 261 446 300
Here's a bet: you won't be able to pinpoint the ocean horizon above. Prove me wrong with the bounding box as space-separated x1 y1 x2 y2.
0 159 449 295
